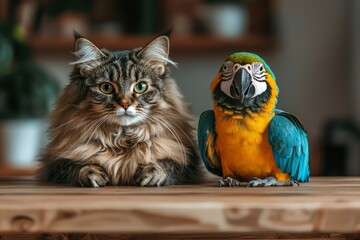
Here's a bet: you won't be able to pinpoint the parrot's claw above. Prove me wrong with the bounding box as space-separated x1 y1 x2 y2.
247 177 300 187
218 177 241 187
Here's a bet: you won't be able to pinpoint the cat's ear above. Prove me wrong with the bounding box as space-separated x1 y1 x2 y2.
71 31 107 75
137 34 176 75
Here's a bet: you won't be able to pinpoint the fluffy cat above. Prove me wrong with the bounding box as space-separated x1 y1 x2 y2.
38 32 202 187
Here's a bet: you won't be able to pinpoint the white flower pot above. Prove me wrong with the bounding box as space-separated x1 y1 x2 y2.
210 4 248 38
0 119 47 167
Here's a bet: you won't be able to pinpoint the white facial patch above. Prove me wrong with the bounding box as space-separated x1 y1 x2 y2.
220 79 234 98
220 61 236 98
116 106 137 116
252 81 267 97
220 61 268 99
116 106 145 126
251 62 267 97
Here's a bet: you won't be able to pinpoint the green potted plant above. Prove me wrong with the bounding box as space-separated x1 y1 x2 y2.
0 23 60 167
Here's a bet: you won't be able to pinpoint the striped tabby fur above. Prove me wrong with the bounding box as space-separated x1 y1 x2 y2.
38 32 202 187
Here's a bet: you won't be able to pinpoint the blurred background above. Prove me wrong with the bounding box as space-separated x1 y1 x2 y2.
0 0 359 177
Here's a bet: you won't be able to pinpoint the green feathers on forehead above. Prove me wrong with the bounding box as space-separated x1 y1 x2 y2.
226 52 276 80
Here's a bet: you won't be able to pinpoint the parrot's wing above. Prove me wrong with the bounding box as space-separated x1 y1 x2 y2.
198 110 223 176
268 110 310 182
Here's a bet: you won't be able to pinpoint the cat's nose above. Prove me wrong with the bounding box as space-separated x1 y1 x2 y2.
120 103 129 110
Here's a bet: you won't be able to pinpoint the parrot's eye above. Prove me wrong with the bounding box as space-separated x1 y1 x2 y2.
222 61 234 73
252 62 266 75
247 66 251 71
221 61 234 81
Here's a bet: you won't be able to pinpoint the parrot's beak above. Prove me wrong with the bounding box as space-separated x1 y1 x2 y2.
232 68 254 103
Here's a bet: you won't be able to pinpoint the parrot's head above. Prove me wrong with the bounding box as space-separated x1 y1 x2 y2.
211 52 278 116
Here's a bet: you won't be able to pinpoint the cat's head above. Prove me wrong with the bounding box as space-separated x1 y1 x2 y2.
69 32 177 127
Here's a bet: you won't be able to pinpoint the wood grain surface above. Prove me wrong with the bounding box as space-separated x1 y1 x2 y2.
0 177 359 237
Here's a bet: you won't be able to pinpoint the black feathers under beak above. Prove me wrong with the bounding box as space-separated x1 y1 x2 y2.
231 68 254 102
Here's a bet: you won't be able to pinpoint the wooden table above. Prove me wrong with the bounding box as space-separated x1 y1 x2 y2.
0 177 359 239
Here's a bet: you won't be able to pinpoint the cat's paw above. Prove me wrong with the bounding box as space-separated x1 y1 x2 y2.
78 164 110 188
135 163 167 187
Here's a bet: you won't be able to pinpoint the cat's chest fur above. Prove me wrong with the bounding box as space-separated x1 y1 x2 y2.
95 124 185 185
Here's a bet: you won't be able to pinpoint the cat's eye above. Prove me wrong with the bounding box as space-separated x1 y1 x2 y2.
134 82 148 94
99 82 114 94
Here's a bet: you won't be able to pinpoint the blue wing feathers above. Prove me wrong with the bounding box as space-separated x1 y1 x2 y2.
269 110 310 182
296 146 301 157
198 110 214 167
198 110 223 176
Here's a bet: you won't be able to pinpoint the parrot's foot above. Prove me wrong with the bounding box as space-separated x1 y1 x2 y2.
218 177 242 187
247 177 300 187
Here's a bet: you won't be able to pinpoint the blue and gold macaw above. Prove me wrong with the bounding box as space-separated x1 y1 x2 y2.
198 52 309 187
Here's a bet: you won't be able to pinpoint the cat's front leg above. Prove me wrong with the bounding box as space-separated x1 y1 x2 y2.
40 159 110 188
78 164 110 188
134 162 167 187
134 158 188 187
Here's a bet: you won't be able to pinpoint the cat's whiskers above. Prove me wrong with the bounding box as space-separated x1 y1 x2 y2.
148 116 187 166
145 117 172 158
166 117 198 153
48 118 78 134
71 104 83 109
49 110 106 135
55 122 98 160
76 115 110 144
56 116 109 159
50 104 103 136
49 118 92 145
157 104 198 154
155 117 188 171
84 115 111 147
